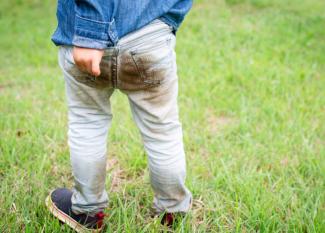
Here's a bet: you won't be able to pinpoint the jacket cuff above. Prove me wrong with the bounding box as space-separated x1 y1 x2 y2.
72 15 110 49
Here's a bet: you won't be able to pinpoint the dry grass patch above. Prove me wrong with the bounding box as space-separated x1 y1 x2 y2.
205 108 238 135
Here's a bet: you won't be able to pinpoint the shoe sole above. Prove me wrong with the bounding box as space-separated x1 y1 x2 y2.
45 191 103 233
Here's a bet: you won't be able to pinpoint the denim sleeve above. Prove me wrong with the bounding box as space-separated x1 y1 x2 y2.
72 0 117 49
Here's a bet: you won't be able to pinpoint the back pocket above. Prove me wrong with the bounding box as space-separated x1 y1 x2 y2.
128 36 174 87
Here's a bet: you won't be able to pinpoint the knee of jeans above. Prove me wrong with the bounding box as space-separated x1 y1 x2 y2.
150 164 186 185
69 110 112 125
70 143 107 160
146 119 181 134
68 127 108 160
68 113 110 138
68 128 107 146
140 123 183 151
145 138 185 166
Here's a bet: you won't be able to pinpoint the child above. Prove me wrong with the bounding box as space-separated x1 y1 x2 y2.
46 0 193 231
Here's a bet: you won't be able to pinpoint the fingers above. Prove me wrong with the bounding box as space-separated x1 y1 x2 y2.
74 59 88 73
73 49 87 72
72 47 104 77
91 55 101 77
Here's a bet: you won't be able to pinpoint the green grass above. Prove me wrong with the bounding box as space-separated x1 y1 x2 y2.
0 0 324 232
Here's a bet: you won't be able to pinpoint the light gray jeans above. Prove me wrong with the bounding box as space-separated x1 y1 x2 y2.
58 20 192 215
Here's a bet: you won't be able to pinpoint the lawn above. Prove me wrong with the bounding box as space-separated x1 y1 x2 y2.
0 0 324 232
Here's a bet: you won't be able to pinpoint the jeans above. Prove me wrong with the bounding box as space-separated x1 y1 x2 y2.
58 19 192 215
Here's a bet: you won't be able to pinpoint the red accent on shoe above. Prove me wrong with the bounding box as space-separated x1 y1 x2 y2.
163 213 174 226
95 212 106 228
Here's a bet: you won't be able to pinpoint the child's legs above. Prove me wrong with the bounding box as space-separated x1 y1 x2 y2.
59 47 113 215
123 56 192 214
126 77 192 214
117 20 192 214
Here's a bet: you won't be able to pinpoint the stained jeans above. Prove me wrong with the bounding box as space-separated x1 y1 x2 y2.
58 20 192 215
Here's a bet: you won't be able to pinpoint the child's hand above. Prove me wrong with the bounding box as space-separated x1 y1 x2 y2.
72 47 104 77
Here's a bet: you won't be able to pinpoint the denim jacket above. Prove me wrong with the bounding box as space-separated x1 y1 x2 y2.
52 0 192 49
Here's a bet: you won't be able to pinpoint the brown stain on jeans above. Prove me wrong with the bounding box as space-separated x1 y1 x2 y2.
65 43 175 107
66 58 112 89
117 52 146 91
117 51 169 92
117 48 178 121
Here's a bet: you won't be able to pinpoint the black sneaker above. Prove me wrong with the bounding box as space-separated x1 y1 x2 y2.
45 188 105 232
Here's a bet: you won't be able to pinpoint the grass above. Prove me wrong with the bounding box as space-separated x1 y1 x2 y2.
0 0 324 232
